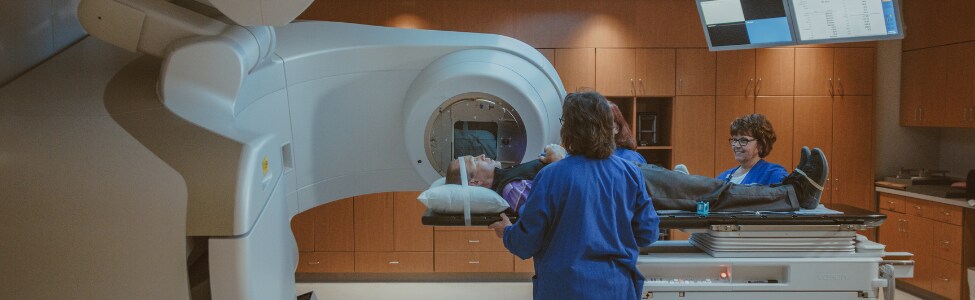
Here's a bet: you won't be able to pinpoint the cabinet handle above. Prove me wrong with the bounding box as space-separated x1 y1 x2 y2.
630 79 635 96
829 78 834 96
388 261 400 264
941 240 950 245
468 240 480 244
468 260 480 264
746 78 754 97
834 178 839 191
837 78 844 96
639 78 645 95
679 79 684 93
920 107 925 121
757 78 762 95
943 211 951 216
309 261 321 265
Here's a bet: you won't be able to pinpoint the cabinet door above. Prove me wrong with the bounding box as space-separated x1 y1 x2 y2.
919 47 948 126
596 48 636 96
393 191 433 251
714 96 755 174
555 48 596 93
900 49 927 126
793 97 832 206
877 209 907 253
674 96 716 177
755 48 795 96
537 48 555 66
314 197 355 252
904 214 934 289
794 48 834 96
635 48 676 96
943 42 975 127
676 48 715 96
716 49 756 96
931 257 963 300
354 193 394 251
755 97 794 173
832 96 874 211
292 208 315 252
833 48 875 96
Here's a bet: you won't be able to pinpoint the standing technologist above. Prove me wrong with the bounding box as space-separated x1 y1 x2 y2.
489 91 660 300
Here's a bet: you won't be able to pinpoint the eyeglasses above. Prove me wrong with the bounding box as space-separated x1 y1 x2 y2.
728 137 756 146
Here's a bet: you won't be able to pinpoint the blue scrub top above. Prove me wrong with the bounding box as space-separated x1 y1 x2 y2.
503 155 660 300
613 147 647 164
717 159 788 185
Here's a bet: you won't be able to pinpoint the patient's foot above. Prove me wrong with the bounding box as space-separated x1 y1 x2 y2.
674 164 689 175
783 147 828 209
797 146 811 171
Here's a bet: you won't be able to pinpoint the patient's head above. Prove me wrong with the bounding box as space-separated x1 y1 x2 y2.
610 103 637 150
445 154 501 188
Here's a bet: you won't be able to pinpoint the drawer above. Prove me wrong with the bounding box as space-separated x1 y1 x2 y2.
435 252 514 272
435 231 506 252
930 202 963 225
297 252 354 273
355 252 433 273
931 223 963 264
879 194 907 213
930 258 963 300
514 256 535 273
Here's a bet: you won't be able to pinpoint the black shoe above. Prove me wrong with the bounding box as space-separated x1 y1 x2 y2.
797 146 811 170
784 148 828 209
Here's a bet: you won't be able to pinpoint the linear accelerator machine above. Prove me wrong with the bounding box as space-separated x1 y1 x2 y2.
1 0 907 298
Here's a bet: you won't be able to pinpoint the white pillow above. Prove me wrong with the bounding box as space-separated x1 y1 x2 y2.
417 178 510 214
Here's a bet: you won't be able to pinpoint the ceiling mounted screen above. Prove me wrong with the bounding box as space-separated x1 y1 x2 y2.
791 0 904 44
697 0 796 51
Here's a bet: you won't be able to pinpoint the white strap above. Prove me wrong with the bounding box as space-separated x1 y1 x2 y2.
458 156 471 226
794 168 824 191
458 156 469 186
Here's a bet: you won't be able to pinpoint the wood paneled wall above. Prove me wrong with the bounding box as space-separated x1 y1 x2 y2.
299 0 707 48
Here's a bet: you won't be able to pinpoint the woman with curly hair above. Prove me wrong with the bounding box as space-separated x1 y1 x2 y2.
717 114 789 185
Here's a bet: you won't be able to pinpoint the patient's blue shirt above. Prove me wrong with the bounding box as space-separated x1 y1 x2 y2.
502 155 659 300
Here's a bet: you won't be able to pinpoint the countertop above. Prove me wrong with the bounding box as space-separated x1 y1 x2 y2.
876 187 975 209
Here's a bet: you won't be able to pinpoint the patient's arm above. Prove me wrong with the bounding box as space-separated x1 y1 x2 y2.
538 144 566 164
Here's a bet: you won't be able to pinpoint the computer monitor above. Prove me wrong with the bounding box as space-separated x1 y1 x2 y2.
697 0 797 51
791 0 904 44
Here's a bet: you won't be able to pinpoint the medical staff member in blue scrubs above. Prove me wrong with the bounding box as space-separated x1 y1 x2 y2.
717 114 788 185
610 103 647 164
489 91 660 300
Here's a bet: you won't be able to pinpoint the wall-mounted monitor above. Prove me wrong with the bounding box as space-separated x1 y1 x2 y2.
697 0 797 51
790 0 904 44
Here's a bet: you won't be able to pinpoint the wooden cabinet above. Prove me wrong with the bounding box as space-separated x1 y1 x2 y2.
878 193 975 299
354 193 395 251
513 257 535 273
674 96 715 177
636 49 677 96
831 96 874 210
293 192 434 274
676 49 715 96
901 43 975 127
597 48 675 96
555 48 596 93
716 50 756 96
795 48 835 96
434 226 512 272
434 252 514 272
755 48 795 96
833 48 875 96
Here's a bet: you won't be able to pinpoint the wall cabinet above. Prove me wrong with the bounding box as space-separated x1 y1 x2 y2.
676 49 715 96
596 48 675 96
878 193 974 300
755 48 795 96
674 96 715 177
554 48 596 93
716 50 756 96
831 96 874 210
901 42 975 127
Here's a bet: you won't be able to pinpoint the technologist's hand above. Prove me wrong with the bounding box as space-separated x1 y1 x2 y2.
488 213 512 238
539 144 567 164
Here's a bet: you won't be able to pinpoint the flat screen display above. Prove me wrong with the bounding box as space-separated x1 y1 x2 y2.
791 0 904 43
698 0 796 50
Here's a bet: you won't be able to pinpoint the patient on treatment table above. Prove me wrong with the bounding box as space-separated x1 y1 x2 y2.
446 145 828 214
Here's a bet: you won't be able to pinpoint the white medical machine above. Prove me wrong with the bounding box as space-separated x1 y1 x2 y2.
0 0 910 299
